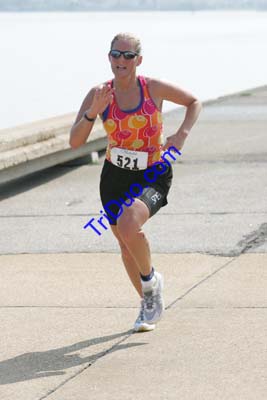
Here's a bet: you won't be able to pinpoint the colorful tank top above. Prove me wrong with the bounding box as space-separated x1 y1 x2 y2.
102 75 163 167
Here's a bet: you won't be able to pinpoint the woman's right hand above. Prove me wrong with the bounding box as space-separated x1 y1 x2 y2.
88 85 114 117
69 83 113 149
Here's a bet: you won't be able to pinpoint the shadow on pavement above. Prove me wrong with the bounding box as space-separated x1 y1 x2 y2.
0 329 146 384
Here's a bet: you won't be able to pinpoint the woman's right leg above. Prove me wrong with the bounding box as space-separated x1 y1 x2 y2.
110 225 142 298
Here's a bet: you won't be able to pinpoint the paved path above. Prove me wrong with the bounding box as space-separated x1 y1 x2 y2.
0 86 266 399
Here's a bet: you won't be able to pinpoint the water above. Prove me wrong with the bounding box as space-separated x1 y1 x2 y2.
0 11 267 129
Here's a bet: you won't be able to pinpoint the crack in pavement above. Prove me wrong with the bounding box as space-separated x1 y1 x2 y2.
165 257 236 310
229 222 267 256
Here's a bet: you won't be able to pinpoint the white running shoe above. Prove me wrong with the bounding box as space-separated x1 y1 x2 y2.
134 300 156 332
142 271 164 325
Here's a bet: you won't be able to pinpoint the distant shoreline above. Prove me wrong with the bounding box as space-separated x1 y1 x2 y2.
1 0 266 12
1 10 266 130
0 6 267 14
1 8 267 13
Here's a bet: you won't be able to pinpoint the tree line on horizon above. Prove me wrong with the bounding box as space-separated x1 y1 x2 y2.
0 0 267 11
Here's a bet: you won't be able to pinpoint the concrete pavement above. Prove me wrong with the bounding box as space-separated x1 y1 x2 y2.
0 86 266 399
0 253 266 400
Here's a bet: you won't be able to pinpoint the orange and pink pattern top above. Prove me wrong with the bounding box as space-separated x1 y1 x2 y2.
102 76 164 167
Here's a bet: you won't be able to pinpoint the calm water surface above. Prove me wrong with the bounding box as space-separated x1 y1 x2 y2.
0 11 267 129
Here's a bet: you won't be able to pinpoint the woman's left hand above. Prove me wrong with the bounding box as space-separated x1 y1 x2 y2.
162 129 189 152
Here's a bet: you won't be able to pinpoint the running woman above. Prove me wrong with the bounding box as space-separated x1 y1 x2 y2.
69 33 201 332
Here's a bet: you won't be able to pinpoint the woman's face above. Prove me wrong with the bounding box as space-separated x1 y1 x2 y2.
109 39 142 78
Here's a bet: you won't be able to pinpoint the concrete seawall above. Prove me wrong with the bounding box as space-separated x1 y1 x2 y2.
0 113 106 184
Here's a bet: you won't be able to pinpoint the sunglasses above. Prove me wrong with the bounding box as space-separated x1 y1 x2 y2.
109 50 138 60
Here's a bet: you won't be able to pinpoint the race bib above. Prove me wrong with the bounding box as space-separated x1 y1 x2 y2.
110 147 148 170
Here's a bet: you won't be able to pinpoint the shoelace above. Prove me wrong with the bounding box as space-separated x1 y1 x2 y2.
137 301 145 322
144 291 162 310
144 290 155 310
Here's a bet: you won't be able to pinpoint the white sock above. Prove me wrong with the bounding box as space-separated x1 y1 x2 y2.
141 274 156 290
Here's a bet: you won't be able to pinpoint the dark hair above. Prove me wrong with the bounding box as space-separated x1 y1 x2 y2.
110 33 142 55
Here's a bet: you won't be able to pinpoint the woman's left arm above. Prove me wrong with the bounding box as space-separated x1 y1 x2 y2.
149 79 202 151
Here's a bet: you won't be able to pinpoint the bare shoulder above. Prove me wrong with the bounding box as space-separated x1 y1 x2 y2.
146 77 198 107
145 77 162 96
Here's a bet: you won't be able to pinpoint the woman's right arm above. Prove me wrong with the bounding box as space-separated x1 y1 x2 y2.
69 85 113 149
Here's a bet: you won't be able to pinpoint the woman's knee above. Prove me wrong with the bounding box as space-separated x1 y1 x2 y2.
116 207 139 240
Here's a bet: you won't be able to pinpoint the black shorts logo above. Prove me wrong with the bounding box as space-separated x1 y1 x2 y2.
150 192 162 205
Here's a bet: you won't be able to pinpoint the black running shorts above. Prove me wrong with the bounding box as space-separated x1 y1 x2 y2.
99 159 173 225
